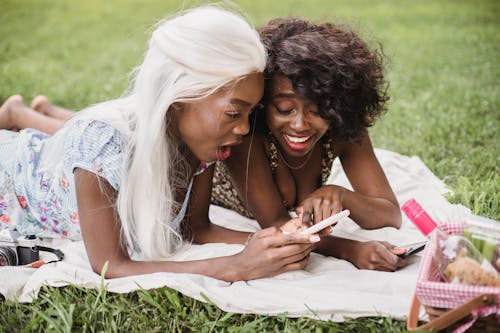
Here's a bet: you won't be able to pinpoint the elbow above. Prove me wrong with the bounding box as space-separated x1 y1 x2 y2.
389 206 403 229
393 210 403 229
378 202 402 229
378 201 403 229
89 259 129 279
362 206 402 230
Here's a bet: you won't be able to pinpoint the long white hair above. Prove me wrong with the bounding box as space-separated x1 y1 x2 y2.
50 5 266 260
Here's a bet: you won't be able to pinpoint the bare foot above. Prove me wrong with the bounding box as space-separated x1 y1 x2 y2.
31 95 75 121
0 95 24 130
31 95 52 115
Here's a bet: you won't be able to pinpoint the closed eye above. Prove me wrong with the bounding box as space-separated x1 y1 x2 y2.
273 104 294 115
225 112 241 119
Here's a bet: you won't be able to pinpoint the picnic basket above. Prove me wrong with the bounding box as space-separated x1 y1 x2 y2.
406 222 500 332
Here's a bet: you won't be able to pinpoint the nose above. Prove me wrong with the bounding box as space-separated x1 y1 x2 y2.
290 111 309 132
233 114 250 136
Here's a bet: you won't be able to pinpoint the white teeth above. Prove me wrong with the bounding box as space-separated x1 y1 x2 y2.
285 135 311 143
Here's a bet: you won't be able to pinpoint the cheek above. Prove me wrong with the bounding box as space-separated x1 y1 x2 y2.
266 111 286 131
315 119 330 136
201 112 224 135
200 115 221 138
178 113 220 146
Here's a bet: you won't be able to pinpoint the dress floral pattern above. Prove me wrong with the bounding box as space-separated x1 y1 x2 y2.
0 120 125 240
0 119 214 240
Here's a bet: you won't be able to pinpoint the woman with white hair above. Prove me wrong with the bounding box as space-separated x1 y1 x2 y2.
0 6 318 280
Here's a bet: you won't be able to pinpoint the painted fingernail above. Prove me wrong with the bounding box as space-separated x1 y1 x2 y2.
309 235 320 242
392 248 407 255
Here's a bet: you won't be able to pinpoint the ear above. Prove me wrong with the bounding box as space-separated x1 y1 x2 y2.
171 102 183 112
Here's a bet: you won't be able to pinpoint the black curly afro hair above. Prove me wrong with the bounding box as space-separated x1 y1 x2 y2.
258 17 389 141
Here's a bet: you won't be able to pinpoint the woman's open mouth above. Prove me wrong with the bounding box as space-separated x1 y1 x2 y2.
283 134 313 151
216 145 231 160
216 139 243 161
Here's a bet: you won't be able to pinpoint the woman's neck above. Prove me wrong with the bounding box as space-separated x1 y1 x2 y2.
280 149 315 168
184 149 200 177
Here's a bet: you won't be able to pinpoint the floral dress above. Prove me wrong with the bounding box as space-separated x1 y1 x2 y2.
0 119 213 240
0 120 125 240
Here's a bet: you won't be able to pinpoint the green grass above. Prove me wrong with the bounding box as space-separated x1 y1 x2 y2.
0 0 498 331
1 284 408 333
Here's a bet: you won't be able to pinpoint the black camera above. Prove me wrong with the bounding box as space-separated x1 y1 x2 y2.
0 229 39 266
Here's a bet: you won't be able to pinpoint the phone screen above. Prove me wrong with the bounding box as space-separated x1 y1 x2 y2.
397 241 427 259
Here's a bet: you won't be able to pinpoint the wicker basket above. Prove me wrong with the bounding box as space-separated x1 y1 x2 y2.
406 222 500 332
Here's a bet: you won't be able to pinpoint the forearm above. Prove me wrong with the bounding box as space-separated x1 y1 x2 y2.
313 236 359 261
103 226 316 281
190 222 250 245
314 236 406 271
342 189 401 229
100 254 241 281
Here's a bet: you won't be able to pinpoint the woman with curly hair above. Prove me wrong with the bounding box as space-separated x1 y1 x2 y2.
211 17 408 271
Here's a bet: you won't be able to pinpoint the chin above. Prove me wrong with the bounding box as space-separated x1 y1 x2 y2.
280 142 311 157
201 155 217 163
289 149 311 157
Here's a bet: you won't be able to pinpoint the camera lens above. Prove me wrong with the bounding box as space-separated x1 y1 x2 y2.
0 247 18 266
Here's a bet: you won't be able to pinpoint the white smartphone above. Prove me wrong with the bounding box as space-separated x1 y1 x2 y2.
300 210 350 235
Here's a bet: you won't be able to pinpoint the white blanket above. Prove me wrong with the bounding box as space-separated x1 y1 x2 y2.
0 149 474 321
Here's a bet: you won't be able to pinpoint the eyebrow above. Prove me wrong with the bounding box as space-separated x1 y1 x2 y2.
271 92 297 100
228 98 252 107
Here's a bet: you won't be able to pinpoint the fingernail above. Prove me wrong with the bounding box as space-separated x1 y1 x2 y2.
392 248 407 255
309 235 320 242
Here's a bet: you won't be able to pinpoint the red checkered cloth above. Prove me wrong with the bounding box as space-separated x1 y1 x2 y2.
415 222 500 332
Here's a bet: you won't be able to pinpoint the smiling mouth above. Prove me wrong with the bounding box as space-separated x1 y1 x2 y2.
283 134 313 151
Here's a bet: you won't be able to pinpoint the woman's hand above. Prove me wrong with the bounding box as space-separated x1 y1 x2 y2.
232 226 319 281
296 185 346 235
279 217 307 234
348 240 408 271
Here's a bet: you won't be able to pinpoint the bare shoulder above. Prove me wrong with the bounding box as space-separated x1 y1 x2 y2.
74 168 117 203
334 130 373 158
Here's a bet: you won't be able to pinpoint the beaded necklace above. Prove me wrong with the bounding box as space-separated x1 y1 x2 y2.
278 146 314 170
267 132 335 210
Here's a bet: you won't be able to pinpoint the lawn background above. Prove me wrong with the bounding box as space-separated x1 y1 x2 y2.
0 0 498 332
